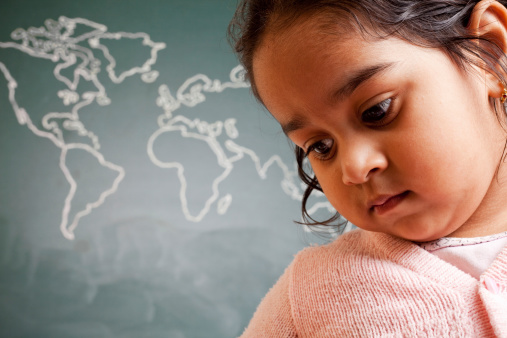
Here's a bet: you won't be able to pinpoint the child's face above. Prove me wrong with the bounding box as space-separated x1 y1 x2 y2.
253 20 507 241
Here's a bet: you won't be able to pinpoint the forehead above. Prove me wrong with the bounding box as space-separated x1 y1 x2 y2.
258 12 358 63
252 17 393 109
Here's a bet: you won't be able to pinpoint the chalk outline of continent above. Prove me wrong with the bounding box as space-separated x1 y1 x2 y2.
148 65 338 226
0 16 166 240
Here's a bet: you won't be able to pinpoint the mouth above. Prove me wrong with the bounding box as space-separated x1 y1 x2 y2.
369 191 410 215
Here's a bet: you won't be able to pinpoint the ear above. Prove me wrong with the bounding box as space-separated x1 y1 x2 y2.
468 0 507 98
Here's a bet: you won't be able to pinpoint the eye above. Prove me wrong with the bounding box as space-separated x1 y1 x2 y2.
360 98 394 126
306 138 334 160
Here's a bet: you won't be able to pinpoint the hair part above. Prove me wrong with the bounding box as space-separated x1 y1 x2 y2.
228 0 507 232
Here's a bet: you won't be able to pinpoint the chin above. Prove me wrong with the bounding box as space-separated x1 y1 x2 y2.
399 227 454 243
384 224 446 243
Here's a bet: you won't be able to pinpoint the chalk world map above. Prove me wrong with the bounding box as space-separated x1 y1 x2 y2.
0 16 338 240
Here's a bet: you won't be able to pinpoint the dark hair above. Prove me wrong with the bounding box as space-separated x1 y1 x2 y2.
228 0 507 230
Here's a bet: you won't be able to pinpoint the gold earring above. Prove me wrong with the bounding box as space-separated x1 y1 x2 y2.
501 86 507 104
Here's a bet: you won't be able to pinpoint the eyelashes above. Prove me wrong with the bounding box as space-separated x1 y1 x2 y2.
306 138 334 160
361 98 393 125
305 97 396 161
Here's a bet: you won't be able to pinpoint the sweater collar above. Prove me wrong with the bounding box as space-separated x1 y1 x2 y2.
362 231 507 292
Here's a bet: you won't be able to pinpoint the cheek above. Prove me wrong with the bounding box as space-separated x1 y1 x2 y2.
394 120 496 205
313 166 339 195
315 168 360 215
392 103 482 182
394 135 465 193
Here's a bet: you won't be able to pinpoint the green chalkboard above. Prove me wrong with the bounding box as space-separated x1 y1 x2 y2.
0 1 337 337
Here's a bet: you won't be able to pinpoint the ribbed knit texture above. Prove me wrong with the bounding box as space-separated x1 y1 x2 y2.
241 230 507 337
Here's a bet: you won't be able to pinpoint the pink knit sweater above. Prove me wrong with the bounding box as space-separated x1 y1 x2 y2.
241 230 507 337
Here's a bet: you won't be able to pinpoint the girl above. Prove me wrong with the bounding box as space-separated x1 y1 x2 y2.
229 0 507 336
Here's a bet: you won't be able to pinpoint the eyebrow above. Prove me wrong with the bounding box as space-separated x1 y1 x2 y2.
281 61 397 136
332 61 397 101
281 116 307 136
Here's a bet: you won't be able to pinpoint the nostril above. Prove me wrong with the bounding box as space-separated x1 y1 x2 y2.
366 167 381 180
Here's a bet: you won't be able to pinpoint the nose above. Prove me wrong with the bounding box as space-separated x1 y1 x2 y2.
340 139 388 185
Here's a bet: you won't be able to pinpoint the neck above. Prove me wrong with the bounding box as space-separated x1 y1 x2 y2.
450 160 507 238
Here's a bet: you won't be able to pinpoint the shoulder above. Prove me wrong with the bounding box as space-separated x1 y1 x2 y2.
290 229 383 269
286 229 384 311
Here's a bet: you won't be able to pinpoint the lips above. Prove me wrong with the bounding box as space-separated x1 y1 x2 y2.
369 191 409 215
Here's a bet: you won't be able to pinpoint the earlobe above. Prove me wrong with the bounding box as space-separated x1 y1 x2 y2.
468 0 507 98
501 85 507 103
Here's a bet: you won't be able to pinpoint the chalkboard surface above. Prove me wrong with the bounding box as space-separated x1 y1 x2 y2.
0 1 337 337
